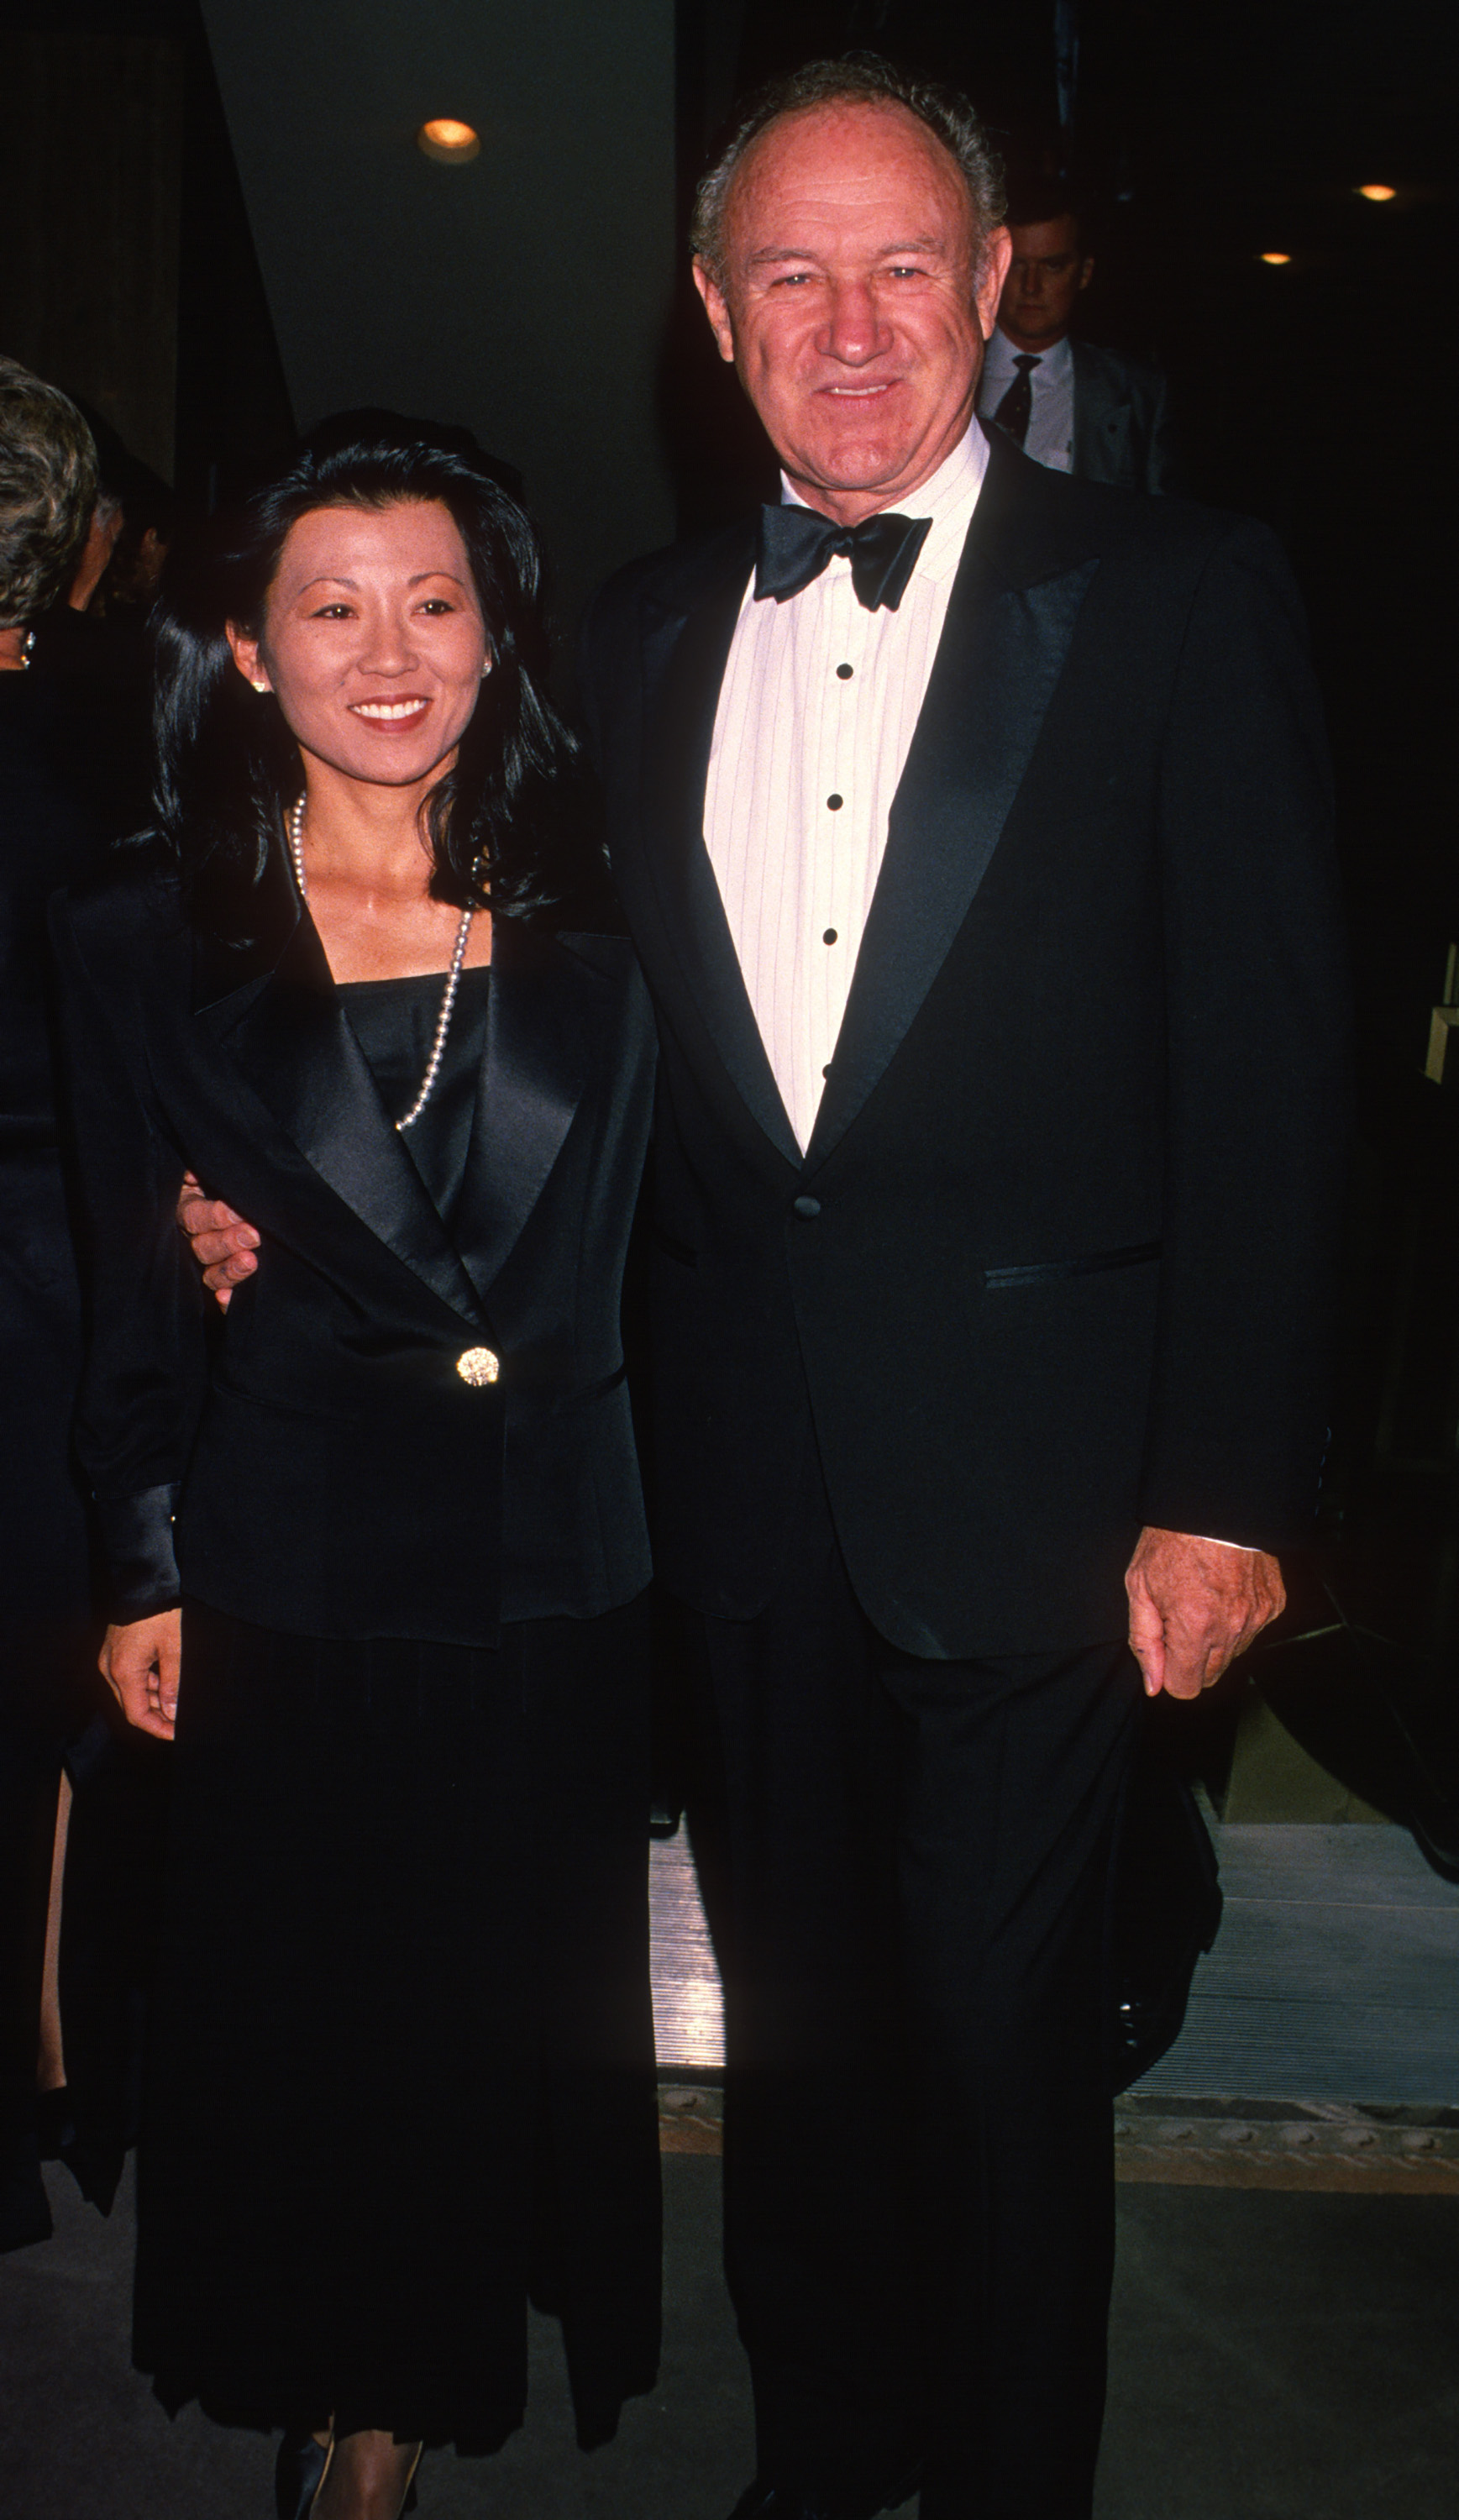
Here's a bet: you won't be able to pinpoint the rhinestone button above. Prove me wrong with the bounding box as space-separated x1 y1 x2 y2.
456 1347 500 1386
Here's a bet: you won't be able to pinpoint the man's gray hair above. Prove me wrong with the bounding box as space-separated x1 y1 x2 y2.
0 357 98 630
691 55 1006 291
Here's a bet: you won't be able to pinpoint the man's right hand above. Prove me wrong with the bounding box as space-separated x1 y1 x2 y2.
178 1169 259 1311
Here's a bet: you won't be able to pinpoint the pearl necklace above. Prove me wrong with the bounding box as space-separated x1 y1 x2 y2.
288 798 475 1134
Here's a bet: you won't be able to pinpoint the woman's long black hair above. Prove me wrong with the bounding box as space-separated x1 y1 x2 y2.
152 410 607 929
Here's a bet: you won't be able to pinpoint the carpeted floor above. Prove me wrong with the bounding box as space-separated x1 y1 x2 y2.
2 2151 1456 2519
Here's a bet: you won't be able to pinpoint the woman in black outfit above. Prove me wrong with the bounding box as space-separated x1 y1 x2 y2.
0 356 149 2253
50 417 660 2519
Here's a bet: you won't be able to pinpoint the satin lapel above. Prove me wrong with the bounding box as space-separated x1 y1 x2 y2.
451 920 598 1304
190 842 300 1020
638 541 803 1172
198 899 485 1327
805 472 1099 1171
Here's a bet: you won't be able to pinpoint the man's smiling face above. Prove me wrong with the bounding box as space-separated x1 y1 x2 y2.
695 100 1010 526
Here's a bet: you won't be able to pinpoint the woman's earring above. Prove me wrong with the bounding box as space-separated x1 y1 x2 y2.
251 680 268 694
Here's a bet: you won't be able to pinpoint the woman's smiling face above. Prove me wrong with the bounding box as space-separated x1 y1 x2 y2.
228 498 490 790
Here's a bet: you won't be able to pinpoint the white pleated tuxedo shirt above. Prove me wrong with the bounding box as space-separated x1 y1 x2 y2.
703 419 989 1155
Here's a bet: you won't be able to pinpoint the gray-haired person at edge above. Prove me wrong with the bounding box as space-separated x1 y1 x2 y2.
177 52 1347 2520
50 414 662 2519
0 359 139 2257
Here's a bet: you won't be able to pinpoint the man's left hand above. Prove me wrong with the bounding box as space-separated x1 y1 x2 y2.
177 1169 257 1311
1125 1527 1284 1700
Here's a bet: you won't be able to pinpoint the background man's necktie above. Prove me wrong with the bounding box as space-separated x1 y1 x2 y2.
754 503 932 612
993 354 1041 449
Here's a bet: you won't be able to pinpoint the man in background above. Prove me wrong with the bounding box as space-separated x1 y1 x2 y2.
978 178 1178 490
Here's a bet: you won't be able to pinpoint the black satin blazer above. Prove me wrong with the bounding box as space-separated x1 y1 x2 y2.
50 851 656 1645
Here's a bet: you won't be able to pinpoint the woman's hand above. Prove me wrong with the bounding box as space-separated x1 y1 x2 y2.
100 1610 181 1740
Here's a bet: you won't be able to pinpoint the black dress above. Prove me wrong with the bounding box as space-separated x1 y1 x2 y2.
134 970 660 2451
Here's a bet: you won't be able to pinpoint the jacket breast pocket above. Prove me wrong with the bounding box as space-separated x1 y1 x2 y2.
981 1239 1161 1293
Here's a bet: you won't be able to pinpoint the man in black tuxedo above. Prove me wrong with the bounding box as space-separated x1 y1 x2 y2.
977 181 1179 491
183 55 1345 2520
579 56 1345 2520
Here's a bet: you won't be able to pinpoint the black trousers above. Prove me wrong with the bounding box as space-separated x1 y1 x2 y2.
684 1463 1141 2520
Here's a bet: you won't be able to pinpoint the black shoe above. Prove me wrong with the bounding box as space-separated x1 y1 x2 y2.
728 2460 922 2520
275 2428 330 2520
34 2087 76 2164
34 2087 124 2213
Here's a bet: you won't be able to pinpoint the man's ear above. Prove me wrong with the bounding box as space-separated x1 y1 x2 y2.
225 622 268 692
1078 255 1095 293
974 226 1014 340
692 259 737 367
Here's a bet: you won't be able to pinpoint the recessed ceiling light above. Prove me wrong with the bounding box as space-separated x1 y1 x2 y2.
1357 183 1397 201
417 118 480 164
1259 251 1292 265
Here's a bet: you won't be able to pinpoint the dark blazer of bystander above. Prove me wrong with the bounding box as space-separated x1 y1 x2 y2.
1071 339 1181 492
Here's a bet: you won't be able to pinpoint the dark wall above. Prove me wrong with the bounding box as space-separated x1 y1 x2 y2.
174 11 295 510
0 0 292 502
199 0 679 632
0 26 184 479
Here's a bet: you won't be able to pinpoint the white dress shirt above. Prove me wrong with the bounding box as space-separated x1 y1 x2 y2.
976 328 1075 474
703 420 989 1153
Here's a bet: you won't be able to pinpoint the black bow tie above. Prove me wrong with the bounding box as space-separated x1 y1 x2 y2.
754 502 933 612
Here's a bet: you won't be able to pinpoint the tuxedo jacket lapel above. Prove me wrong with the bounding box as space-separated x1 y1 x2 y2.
806 444 1100 1168
194 863 486 1327
637 538 803 1173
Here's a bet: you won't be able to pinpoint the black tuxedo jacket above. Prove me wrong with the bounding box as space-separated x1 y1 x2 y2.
1070 341 1180 494
580 433 1349 1657
50 855 655 1645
